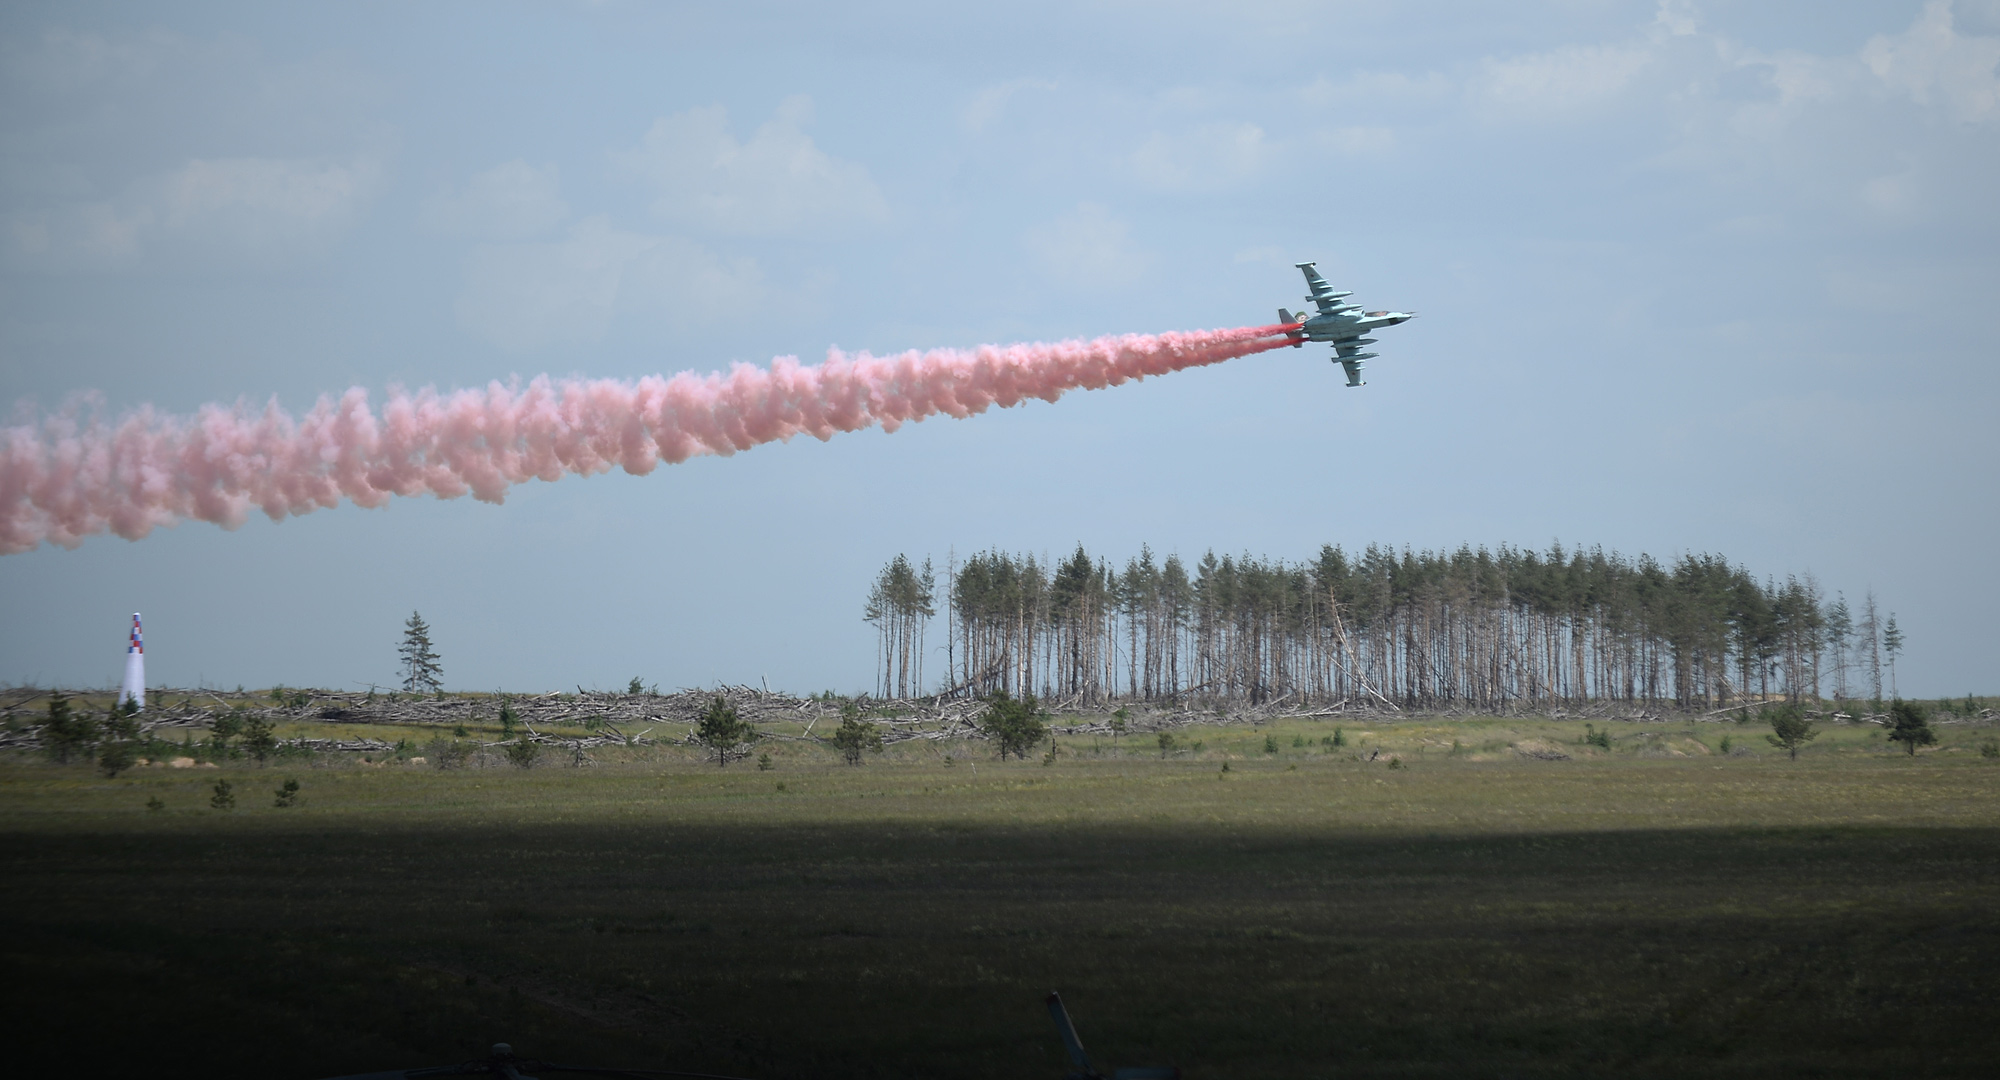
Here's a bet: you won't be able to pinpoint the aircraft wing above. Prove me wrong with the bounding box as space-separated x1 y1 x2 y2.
1333 339 1377 388
1297 262 1352 315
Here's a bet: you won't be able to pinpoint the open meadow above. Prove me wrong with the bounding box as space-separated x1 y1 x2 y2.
4 711 1999 1078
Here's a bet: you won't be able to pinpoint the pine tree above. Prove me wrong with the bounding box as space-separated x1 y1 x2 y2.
1762 705 1818 760
398 611 444 694
1887 699 1934 756
831 702 883 765
1882 614 1904 700
1825 595 1852 701
42 690 97 765
695 695 753 767
1861 591 1883 703
241 715 277 763
865 555 936 699
977 690 1047 760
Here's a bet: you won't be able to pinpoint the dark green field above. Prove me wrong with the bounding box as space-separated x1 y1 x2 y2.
4 720 1998 1078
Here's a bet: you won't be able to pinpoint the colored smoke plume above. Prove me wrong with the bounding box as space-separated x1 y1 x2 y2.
1 324 1295 553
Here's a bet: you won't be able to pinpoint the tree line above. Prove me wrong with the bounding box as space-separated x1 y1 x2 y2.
864 542 1907 710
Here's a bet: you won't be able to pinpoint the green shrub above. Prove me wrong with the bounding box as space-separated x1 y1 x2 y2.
208 711 246 757
1762 705 1819 760
504 739 540 769
105 705 139 742
426 737 471 770
241 716 277 763
1263 734 1279 754
98 740 135 778
976 691 1046 761
43 691 98 765
209 780 236 811
757 751 774 771
1887 700 1936 756
273 778 300 808
832 707 883 766
1980 739 1998 760
695 696 754 767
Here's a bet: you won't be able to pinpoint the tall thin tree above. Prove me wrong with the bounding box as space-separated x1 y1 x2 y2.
1882 613 1904 700
398 611 443 694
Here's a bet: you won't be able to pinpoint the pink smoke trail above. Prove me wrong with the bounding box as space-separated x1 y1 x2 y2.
0 323 1297 553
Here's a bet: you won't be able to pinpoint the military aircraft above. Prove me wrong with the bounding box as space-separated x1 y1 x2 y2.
1277 261 1415 387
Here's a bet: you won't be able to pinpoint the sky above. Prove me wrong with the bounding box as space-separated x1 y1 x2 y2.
2 0 1995 698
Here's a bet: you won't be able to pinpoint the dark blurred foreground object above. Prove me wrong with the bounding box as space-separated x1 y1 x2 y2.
320 994 1179 1080
1046 992 1180 1080
316 1042 752 1080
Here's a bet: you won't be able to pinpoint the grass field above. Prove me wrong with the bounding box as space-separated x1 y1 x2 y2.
4 714 1998 1078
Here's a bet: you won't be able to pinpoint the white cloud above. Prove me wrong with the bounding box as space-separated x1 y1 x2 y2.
1315 126 1396 158
622 96 888 236
1863 0 2000 122
1651 0 1701 39
1299 70 1454 111
1024 203 1147 289
5 202 147 267
1862 169 1922 216
1129 122 1270 190
4 155 379 269
421 160 568 239
157 156 378 237
963 78 1058 131
4 27 172 94
1479 43 1652 115
454 216 762 352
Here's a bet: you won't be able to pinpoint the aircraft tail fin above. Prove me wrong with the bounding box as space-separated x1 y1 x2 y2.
1278 309 1304 347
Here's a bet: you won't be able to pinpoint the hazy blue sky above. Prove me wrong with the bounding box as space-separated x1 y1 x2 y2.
3 0 1994 697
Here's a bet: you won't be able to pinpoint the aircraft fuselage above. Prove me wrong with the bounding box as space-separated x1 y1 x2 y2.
1298 309 1412 342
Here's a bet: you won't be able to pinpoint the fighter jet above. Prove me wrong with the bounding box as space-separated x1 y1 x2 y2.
1277 262 1414 387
